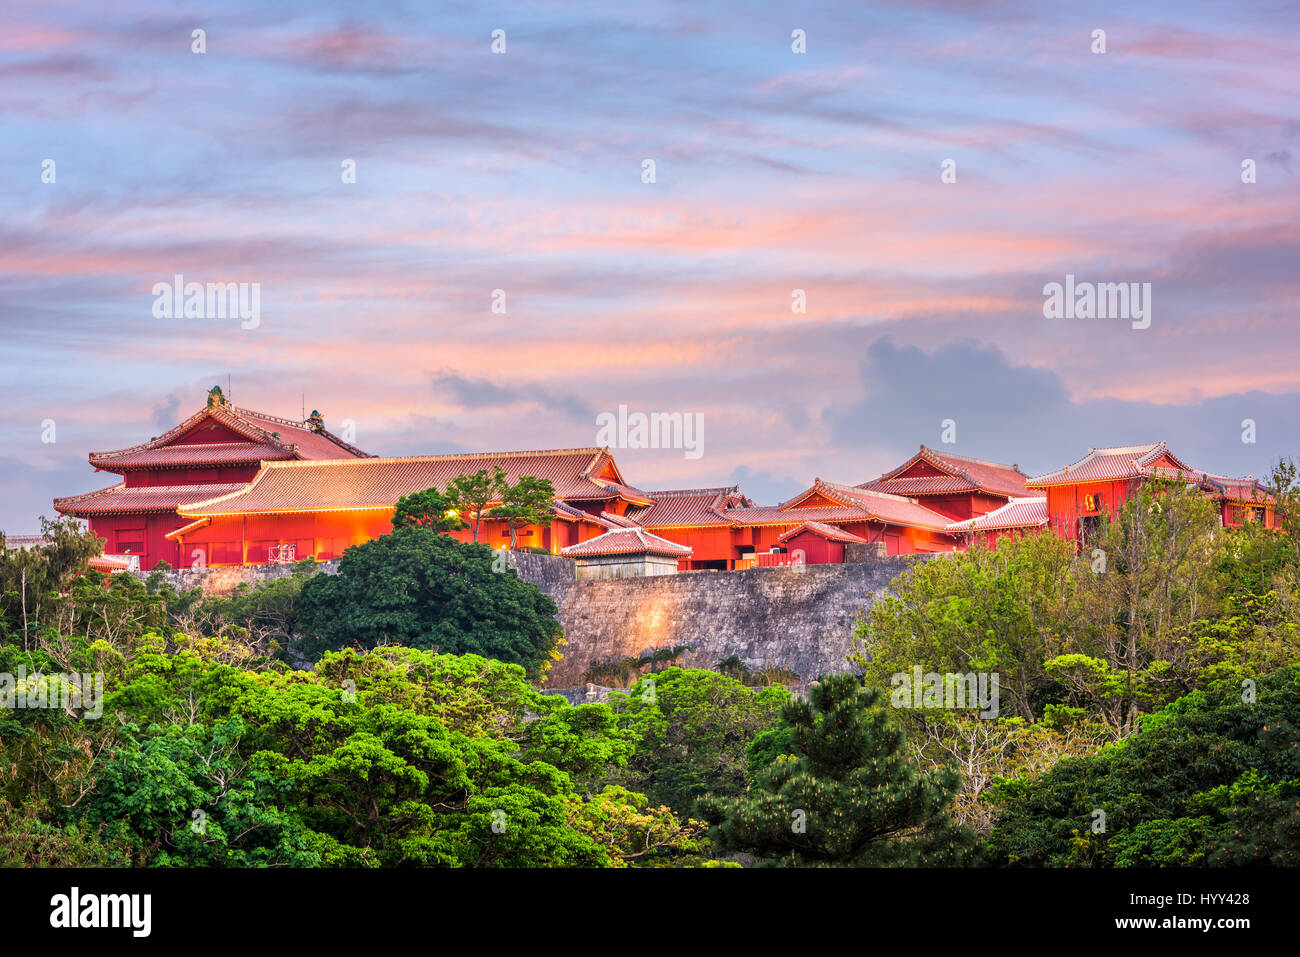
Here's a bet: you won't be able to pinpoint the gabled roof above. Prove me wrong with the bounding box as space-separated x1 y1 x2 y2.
1027 442 1196 488
859 446 1029 498
777 521 870 544
629 486 752 527
561 526 693 558
778 479 955 531
54 482 249 517
88 400 368 471
946 497 1048 534
176 449 641 517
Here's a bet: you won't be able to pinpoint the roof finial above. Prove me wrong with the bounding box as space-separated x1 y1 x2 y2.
306 409 325 433
207 384 227 409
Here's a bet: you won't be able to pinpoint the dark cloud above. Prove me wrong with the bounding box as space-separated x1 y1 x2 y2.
430 372 595 423
826 336 1300 479
729 465 806 507
152 393 181 430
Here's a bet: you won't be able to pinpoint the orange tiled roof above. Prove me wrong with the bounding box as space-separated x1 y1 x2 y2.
88 402 368 471
777 521 870 544
860 446 1029 498
1027 442 1195 488
561 526 693 558
780 479 955 531
88 554 133 572
946 497 1048 534
178 449 639 516
722 504 872 527
54 482 249 517
598 510 642 528
630 486 752 527
93 441 296 469
552 501 626 530
574 478 655 506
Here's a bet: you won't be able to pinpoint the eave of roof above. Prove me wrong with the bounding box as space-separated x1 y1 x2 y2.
54 482 250 516
560 526 693 558
777 520 870 544
945 497 1048 533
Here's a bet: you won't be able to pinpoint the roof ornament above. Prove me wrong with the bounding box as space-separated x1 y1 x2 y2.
207 385 228 409
306 410 325 433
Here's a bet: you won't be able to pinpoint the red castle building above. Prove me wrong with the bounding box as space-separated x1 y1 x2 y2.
53 387 365 569
53 390 1280 571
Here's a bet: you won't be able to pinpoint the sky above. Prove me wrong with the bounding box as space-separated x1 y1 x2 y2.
1 0 1298 530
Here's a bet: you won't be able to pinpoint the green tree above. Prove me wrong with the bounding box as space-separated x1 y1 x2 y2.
700 673 979 866
606 667 789 815
988 665 1300 867
392 487 469 534
447 467 507 543
490 475 557 549
295 527 564 678
852 531 1083 723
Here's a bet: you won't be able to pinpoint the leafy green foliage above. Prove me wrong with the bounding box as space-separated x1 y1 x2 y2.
988 666 1300 866
489 475 557 549
700 673 979 866
295 527 563 678
606 667 788 815
392 487 469 534
447 467 507 543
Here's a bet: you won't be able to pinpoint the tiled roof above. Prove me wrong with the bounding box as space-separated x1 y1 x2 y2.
576 478 655 506
777 521 870 544
630 486 751 527
54 482 249 516
88 554 133 572
561 526 693 558
165 517 211 540
781 479 956 531
88 402 368 471
92 441 296 469
860 446 1029 498
1027 442 1195 488
598 511 642 528
552 501 623 530
723 504 872 527
177 449 638 516
859 474 973 495
1147 467 1275 505
946 497 1048 533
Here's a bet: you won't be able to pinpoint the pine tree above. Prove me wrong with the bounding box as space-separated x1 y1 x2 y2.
700 673 979 866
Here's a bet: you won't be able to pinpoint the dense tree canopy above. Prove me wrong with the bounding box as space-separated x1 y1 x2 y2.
606 667 789 815
989 666 1300 867
295 528 564 678
700 673 979 867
